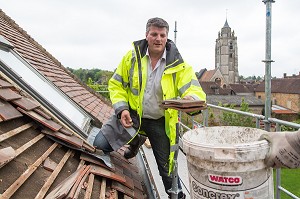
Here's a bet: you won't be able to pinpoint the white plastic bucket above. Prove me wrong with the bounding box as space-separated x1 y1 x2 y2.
182 126 274 199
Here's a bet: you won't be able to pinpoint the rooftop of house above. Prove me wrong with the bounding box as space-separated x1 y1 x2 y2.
198 69 217 82
0 9 149 198
199 81 230 95
272 104 297 114
229 83 253 94
255 78 300 94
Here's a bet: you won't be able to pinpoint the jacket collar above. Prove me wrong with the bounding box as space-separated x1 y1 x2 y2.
133 39 184 68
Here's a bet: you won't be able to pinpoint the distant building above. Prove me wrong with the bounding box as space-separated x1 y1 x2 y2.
255 78 300 121
215 19 239 84
282 72 300 79
198 81 264 117
198 68 225 86
198 19 239 85
229 84 255 96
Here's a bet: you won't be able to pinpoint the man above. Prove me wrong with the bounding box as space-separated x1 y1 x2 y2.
89 17 206 198
262 130 300 169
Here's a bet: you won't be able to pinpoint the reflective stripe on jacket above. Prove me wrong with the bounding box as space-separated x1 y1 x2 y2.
108 39 206 174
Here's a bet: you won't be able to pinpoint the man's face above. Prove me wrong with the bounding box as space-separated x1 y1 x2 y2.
146 26 168 55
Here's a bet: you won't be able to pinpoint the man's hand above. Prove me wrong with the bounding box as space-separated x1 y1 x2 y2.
182 95 194 100
261 131 300 169
120 110 133 128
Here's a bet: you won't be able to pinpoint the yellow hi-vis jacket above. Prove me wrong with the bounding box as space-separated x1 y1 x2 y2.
108 39 206 174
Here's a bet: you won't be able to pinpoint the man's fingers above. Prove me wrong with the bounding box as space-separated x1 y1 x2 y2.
183 95 194 100
121 117 133 128
119 110 134 128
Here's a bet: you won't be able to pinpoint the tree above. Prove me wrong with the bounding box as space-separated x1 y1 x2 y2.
219 98 255 127
280 119 300 131
67 67 113 84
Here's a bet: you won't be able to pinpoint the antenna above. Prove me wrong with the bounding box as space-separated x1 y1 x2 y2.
174 21 177 45
226 9 228 20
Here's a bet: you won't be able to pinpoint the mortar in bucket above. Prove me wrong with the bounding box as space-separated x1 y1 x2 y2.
182 126 273 199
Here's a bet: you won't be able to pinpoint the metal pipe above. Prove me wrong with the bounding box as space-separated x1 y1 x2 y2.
208 103 265 119
278 186 300 199
269 117 300 129
137 148 160 199
203 108 209 127
262 0 275 132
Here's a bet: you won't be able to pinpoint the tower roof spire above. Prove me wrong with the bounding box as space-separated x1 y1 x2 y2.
223 19 230 28
223 9 230 28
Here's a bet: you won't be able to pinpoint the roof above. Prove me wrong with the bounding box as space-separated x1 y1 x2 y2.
200 81 230 95
0 78 146 198
223 19 230 28
0 9 113 124
199 69 217 82
255 78 300 94
197 68 207 79
0 9 148 199
229 84 253 94
272 105 297 114
244 84 258 92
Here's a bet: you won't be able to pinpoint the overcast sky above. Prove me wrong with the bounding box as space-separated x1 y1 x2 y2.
1 0 299 78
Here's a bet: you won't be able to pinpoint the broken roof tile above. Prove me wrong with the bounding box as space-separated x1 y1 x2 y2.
17 107 62 131
90 164 126 185
44 165 87 199
66 165 91 199
0 98 23 121
0 79 13 88
0 147 16 168
11 97 40 111
41 129 84 149
0 88 22 101
33 108 52 120
43 157 58 172
59 128 73 136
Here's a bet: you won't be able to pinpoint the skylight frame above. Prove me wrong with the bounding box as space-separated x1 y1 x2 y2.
0 35 91 137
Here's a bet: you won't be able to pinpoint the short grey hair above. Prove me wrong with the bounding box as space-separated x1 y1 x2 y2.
146 17 169 34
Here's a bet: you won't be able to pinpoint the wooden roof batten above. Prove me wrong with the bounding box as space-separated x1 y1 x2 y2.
0 74 147 199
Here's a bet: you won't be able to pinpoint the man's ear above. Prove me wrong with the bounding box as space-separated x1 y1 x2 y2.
145 32 148 40
166 41 171 51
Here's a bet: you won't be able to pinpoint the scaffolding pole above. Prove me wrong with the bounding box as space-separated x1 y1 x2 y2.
262 0 275 132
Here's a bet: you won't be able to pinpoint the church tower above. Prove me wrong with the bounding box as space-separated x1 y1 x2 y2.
215 19 239 84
